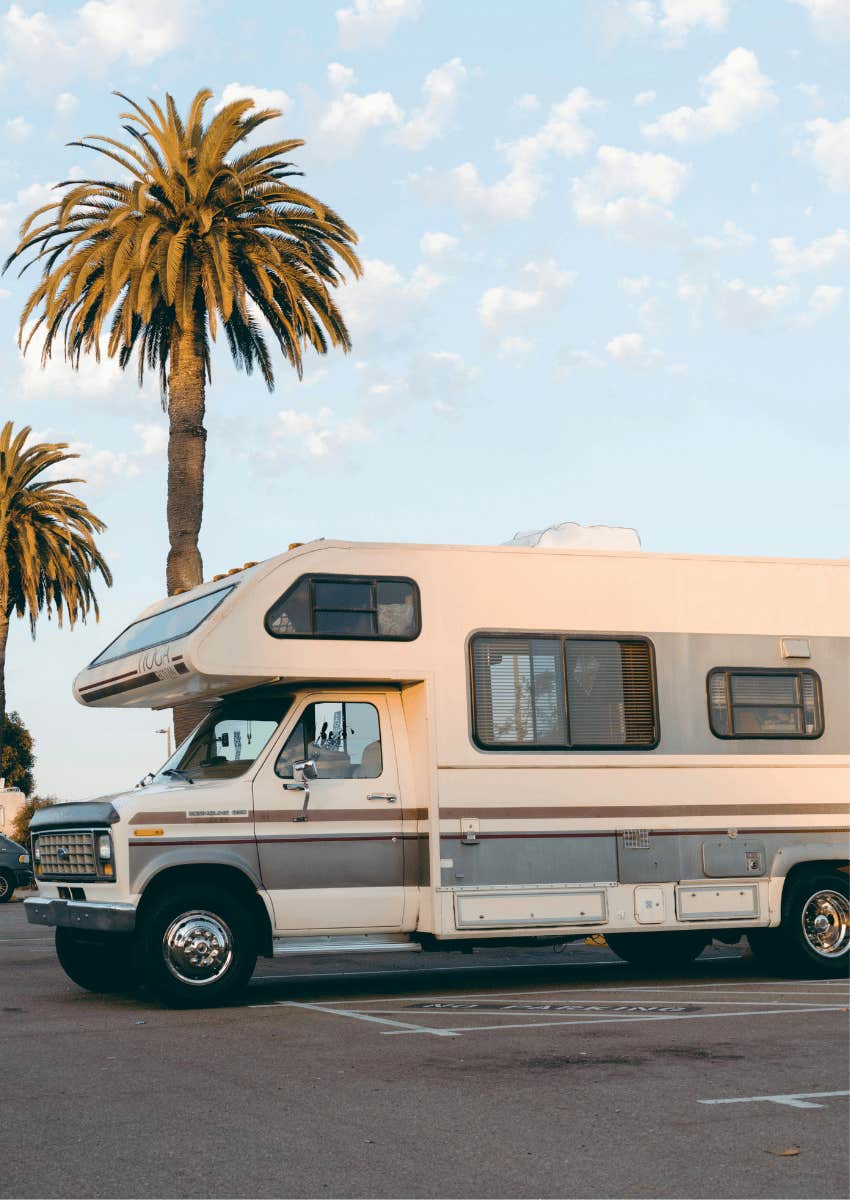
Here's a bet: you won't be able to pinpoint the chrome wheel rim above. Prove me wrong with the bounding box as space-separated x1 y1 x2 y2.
162 910 234 985
801 889 850 958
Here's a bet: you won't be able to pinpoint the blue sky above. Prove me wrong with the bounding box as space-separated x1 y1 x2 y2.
1 0 848 800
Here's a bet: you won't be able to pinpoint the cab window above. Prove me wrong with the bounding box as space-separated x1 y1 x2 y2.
275 702 383 779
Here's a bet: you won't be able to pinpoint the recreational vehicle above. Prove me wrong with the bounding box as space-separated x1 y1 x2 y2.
24 539 850 1005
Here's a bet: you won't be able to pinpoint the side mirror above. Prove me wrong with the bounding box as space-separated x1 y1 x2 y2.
297 759 318 780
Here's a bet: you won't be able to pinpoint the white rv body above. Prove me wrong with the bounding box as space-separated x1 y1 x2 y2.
25 540 850 1002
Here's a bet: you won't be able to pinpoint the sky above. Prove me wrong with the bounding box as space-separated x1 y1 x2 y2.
0 0 848 801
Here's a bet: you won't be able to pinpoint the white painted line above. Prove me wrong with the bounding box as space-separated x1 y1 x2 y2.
381 1004 848 1036
343 978 848 1007
253 999 460 1037
699 1090 850 1110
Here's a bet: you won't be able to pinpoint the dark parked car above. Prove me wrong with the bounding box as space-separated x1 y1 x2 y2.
0 834 32 903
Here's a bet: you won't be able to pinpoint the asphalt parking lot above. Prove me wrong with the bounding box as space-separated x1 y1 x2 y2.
2 896 848 1200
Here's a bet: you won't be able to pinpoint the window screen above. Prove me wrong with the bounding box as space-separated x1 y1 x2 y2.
707 668 823 739
265 575 420 641
471 634 657 750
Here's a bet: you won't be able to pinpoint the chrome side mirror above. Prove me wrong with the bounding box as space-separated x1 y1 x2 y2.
285 759 317 821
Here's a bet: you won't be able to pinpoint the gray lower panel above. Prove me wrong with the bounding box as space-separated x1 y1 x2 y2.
258 836 405 891
442 835 618 888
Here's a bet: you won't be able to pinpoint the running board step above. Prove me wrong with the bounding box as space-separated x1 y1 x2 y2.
272 934 421 957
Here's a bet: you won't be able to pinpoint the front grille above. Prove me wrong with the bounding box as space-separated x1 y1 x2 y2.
36 830 98 879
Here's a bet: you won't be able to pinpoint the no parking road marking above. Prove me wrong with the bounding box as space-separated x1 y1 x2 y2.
700 1090 850 1110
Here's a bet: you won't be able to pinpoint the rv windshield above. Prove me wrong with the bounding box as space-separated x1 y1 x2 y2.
90 585 235 667
152 694 292 785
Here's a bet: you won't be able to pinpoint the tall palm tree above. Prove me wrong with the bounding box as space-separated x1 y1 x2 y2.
0 421 112 738
3 89 361 599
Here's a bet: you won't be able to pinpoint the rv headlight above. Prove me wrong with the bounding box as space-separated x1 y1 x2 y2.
33 844 41 862
97 834 112 861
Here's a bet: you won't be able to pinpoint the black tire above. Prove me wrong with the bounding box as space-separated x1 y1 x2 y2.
605 931 708 969
760 871 850 979
55 928 136 993
135 886 257 1008
0 870 15 903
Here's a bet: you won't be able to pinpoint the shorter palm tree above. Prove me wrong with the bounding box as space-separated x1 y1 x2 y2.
0 421 112 739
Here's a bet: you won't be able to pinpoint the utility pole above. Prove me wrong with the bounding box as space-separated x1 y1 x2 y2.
156 726 173 759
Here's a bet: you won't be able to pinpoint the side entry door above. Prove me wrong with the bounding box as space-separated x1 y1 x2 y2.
252 692 405 933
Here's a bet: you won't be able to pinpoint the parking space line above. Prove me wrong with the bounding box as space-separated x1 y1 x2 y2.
699 1090 850 1109
341 979 848 1007
381 1004 848 1036
249 999 460 1037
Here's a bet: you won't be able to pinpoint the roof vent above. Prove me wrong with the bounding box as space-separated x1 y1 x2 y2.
504 521 641 552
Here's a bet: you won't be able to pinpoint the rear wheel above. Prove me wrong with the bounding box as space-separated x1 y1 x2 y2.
605 931 708 969
135 886 257 1008
756 872 850 978
55 928 136 993
0 870 15 903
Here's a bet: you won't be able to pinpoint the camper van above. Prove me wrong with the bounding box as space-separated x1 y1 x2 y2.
24 540 849 1005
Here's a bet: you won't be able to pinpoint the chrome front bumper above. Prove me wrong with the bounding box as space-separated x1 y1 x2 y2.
25 897 136 933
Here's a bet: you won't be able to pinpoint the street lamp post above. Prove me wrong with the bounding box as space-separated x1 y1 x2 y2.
156 726 173 759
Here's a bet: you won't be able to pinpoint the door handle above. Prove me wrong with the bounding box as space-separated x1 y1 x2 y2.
367 793 397 803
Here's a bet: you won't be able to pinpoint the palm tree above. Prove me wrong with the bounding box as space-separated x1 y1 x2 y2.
3 90 361 600
0 422 112 738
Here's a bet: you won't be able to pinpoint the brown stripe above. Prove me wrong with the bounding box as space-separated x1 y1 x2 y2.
438 804 849 820
81 673 160 702
442 826 850 841
79 668 138 694
130 808 426 825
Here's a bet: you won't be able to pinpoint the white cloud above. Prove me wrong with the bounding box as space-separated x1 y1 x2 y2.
1 1 195 83
314 87 402 155
600 0 731 44
791 0 850 38
0 180 59 240
808 283 844 313
571 144 689 236
271 406 371 461
55 91 78 116
803 117 850 192
771 228 850 275
134 423 167 456
795 82 823 108
606 331 662 365
557 348 605 374
336 0 421 50
327 62 356 90
341 257 445 349
478 259 576 330
420 231 459 257
395 57 466 151
658 0 730 39
694 219 755 250
718 278 797 324
215 83 291 118
27 427 147 492
634 89 657 107
76 0 195 66
416 87 598 221
643 48 775 142
618 275 652 293
5 115 32 140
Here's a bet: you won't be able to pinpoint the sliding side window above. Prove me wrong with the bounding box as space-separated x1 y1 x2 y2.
266 575 420 641
471 634 658 750
707 668 823 739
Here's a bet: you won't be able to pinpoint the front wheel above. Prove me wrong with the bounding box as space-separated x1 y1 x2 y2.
55 928 136 993
605 931 708 969
762 872 850 979
135 886 257 1008
0 870 15 903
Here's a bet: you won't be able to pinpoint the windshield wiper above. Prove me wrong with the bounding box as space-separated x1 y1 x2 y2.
162 768 194 785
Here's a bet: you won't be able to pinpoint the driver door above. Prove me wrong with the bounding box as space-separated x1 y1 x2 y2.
252 692 405 933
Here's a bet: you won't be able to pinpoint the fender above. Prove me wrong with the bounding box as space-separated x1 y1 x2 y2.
130 842 263 895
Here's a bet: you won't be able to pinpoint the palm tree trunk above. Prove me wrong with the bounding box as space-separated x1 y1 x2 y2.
0 610 8 750
167 318 208 745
